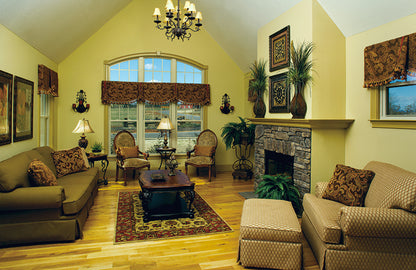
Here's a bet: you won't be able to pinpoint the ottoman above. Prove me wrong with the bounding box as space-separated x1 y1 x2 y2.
238 199 302 270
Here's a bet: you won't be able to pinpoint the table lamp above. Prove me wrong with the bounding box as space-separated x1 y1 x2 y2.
72 118 94 149
157 116 174 149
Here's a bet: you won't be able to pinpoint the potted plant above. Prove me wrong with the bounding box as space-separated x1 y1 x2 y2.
249 59 268 118
287 41 315 119
255 174 301 215
91 142 103 154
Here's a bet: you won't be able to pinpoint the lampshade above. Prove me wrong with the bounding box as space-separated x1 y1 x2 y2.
157 117 174 130
72 119 95 134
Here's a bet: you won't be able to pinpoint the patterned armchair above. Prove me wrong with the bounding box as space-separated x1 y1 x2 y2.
302 161 416 270
113 130 150 185
185 129 218 182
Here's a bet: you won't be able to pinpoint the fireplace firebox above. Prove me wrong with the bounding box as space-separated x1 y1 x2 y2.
265 150 294 179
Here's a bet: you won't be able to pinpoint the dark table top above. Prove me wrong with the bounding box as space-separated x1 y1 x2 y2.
139 170 194 190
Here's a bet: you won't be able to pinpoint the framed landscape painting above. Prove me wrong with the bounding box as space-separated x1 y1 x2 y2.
13 76 33 142
269 72 290 113
0 70 13 145
269 26 290 72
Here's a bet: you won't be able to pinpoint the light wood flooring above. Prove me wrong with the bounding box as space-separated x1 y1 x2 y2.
0 172 319 270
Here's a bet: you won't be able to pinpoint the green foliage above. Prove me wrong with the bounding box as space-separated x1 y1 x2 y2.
287 41 315 93
255 174 301 214
249 59 268 98
91 142 103 152
221 117 256 150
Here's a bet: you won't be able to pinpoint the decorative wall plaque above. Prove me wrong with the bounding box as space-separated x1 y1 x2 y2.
269 72 290 113
269 26 290 72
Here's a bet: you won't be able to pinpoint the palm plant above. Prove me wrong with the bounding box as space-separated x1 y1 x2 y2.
255 174 301 214
221 117 255 150
287 41 314 94
249 59 268 99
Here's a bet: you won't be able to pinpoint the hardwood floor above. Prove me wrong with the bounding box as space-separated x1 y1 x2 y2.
0 172 319 270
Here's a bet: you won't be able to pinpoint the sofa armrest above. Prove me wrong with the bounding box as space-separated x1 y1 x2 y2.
0 186 65 211
340 206 416 238
315 182 328 198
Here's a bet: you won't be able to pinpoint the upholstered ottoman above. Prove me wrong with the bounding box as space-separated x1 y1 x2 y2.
238 199 302 270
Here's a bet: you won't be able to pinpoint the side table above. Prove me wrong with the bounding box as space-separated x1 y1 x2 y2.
87 153 109 185
156 147 176 169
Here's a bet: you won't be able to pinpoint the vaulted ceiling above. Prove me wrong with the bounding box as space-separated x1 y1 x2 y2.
0 0 415 71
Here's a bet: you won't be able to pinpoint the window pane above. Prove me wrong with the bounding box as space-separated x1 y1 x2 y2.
153 72 162 82
176 103 202 153
130 71 138 82
120 70 128 81
162 72 171 82
111 63 120 69
130 59 138 69
154 58 162 71
194 72 202 83
144 72 152 82
177 73 185 83
145 59 153 70
163 59 171 71
120 61 129 69
185 73 193 83
177 61 185 72
387 84 416 116
110 70 119 81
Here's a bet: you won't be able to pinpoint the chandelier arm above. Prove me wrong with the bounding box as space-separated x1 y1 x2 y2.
187 26 200 33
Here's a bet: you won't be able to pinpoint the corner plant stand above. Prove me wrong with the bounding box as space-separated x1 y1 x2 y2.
232 143 253 180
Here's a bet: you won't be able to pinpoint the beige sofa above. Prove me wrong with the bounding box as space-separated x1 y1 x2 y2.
0 146 99 247
302 161 416 270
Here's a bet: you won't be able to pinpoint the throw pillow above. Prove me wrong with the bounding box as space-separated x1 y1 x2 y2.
80 147 90 169
51 146 88 177
380 173 416 212
194 145 215 157
322 164 375 206
27 159 57 186
118 146 139 158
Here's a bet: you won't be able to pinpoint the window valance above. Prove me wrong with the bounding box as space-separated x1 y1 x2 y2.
38 65 58 97
101 81 211 105
364 33 416 88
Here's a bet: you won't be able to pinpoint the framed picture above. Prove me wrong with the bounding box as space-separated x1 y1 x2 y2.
269 26 290 72
13 76 33 142
269 72 290 113
0 70 13 145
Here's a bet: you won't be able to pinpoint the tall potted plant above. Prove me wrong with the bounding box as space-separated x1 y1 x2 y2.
287 41 315 119
249 59 267 118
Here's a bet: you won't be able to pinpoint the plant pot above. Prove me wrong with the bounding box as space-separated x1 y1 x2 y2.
290 92 307 119
253 96 266 118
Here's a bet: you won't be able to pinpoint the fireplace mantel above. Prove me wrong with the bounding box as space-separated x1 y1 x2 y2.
248 118 354 129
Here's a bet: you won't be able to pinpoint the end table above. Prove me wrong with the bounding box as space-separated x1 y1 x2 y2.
87 153 109 185
156 147 176 170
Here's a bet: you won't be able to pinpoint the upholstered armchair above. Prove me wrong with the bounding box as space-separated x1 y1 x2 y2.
113 130 150 185
185 129 218 182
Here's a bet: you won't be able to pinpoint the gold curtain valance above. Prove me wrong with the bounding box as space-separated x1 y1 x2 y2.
364 33 416 88
101 81 211 105
38 65 58 97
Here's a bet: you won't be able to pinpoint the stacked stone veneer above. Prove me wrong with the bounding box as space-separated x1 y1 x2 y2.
254 125 311 198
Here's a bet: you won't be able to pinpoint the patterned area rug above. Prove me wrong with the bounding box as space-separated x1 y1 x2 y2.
115 191 233 243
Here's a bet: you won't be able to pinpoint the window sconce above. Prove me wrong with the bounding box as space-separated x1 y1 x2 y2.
72 90 90 113
220 93 234 114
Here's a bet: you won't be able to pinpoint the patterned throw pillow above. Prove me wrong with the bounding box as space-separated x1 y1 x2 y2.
118 146 138 158
27 159 57 186
380 173 416 212
51 147 89 178
322 164 375 206
194 145 215 157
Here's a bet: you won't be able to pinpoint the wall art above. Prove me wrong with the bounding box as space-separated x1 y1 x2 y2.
269 25 290 72
13 76 33 142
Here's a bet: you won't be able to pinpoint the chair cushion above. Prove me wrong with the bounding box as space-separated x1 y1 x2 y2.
0 152 32 192
51 147 88 178
194 145 215 157
118 146 138 158
120 158 150 168
322 164 375 206
185 156 213 166
303 193 344 244
27 159 57 186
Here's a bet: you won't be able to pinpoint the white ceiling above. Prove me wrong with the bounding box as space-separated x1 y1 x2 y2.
0 0 415 71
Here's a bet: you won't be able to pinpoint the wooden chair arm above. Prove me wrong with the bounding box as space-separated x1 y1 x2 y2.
138 149 149 160
187 148 195 159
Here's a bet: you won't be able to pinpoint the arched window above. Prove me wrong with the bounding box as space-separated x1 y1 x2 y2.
107 54 207 154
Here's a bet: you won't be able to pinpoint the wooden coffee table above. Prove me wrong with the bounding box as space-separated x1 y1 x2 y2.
138 170 195 222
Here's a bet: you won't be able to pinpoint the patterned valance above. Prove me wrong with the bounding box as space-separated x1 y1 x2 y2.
101 81 211 105
38 65 58 97
364 33 416 88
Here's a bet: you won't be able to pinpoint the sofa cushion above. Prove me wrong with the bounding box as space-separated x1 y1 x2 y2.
51 147 88 178
27 159 57 186
364 161 416 212
303 193 344 244
57 168 98 215
32 146 57 176
119 158 150 168
0 152 32 192
194 145 215 157
322 164 375 206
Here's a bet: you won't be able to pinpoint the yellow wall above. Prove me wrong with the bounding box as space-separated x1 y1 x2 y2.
57 0 244 171
345 13 416 172
0 24 57 161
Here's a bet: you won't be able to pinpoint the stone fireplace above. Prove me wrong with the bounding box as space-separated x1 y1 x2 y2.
254 125 311 198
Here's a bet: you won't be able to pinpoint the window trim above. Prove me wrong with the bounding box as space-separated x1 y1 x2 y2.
104 52 208 155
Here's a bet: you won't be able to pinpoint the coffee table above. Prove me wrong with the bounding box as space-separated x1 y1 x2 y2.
138 170 195 222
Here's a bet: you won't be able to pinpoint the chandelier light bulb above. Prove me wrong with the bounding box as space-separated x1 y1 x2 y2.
196 11 202 21
184 1 191 10
165 0 174 11
189 3 196 13
153 8 161 17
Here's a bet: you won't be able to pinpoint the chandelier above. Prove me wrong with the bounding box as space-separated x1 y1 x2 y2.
153 0 203 41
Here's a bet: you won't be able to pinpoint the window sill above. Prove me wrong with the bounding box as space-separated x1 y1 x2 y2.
369 119 416 129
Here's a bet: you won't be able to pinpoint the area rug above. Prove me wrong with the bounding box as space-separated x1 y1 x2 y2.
115 191 233 243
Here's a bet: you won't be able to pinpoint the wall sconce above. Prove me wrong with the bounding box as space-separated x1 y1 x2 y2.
220 93 234 114
72 90 90 113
